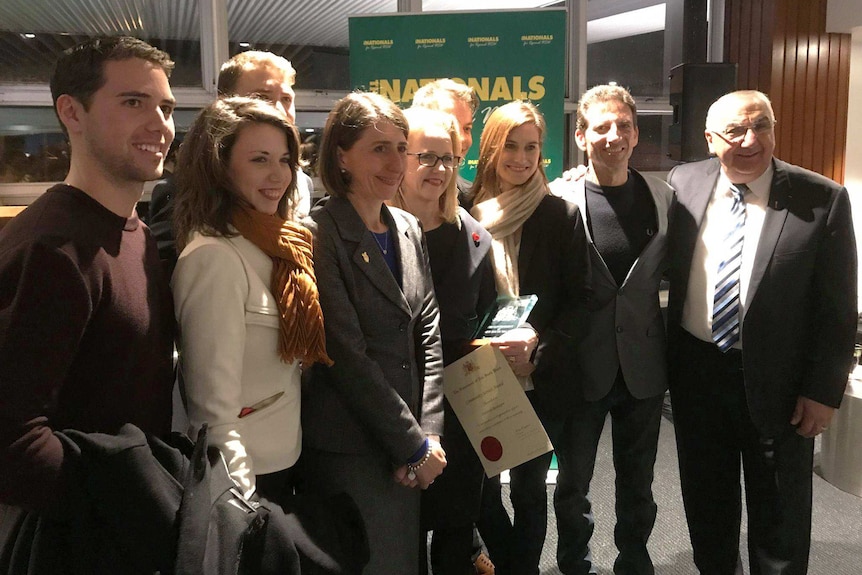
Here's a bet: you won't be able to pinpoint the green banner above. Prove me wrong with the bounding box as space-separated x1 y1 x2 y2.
349 9 566 180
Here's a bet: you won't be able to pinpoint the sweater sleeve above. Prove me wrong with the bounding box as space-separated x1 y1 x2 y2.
0 241 92 510
172 241 256 498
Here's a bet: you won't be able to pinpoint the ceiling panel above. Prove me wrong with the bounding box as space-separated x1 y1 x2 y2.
0 0 200 40
0 1 561 48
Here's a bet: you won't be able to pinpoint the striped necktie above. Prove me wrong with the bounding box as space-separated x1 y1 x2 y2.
712 183 748 352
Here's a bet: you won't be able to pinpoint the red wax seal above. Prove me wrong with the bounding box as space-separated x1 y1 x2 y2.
481 436 503 461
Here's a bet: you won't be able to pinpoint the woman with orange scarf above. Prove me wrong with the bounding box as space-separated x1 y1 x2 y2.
172 97 331 504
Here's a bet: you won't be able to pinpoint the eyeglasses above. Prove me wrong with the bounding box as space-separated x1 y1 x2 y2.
406 152 463 169
711 118 776 143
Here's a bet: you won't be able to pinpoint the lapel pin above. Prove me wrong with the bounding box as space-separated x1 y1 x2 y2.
362 251 370 263
472 232 480 247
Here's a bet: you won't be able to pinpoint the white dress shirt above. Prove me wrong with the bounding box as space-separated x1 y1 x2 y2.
682 165 774 347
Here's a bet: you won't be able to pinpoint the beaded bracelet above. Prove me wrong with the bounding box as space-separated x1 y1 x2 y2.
406 439 433 481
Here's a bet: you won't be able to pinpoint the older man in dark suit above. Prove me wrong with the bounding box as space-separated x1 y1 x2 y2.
666 90 857 575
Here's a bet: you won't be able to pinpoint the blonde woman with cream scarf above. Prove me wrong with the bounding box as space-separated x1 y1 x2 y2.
470 101 591 575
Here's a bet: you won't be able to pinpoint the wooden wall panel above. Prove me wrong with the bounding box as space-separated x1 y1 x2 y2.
725 0 772 92
724 0 851 183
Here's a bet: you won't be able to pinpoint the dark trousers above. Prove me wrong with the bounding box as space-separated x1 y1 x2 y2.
420 402 485 575
554 373 663 575
477 392 560 575
256 466 298 508
671 331 814 575
478 450 554 575
420 526 474 575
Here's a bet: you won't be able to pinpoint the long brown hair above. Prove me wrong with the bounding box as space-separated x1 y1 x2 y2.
173 96 300 251
471 100 548 205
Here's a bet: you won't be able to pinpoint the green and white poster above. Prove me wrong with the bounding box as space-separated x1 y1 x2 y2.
349 9 566 180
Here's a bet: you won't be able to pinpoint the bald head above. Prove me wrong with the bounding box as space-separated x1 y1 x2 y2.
705 90 774 132
704 90 776 184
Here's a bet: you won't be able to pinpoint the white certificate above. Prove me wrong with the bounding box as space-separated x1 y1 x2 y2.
443 344 553 477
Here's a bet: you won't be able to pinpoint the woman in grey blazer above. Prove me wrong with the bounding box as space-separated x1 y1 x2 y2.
301 92 447 575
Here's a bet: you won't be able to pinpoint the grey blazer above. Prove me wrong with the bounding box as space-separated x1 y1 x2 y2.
303 196 444 464
558 170 674 401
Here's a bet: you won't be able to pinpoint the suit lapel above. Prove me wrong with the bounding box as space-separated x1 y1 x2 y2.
566 180 618 287
327 197 411 315
564 174 670 289
622 175 669 285
436 212 485 289
678 160 722 280
518 205 540 281
388 207 418 315
747 160 790 306
463 214 491 276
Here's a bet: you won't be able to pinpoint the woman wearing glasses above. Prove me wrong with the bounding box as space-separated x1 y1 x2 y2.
390 106 496 575
301 92 447 575
470 101 591 575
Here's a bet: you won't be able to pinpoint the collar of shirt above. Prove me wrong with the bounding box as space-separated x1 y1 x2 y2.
715 162 774 210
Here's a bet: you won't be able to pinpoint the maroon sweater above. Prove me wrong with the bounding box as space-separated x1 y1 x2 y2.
0 184 174 510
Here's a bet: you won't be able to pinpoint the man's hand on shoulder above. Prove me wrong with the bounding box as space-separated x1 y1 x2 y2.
548 165 588 198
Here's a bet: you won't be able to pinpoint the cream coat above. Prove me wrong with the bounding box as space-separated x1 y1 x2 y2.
173 231 301 497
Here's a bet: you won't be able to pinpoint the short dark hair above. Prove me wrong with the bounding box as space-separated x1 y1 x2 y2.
319 92 409 199
50 36 174 134
575 84 638 132
173 97 300 251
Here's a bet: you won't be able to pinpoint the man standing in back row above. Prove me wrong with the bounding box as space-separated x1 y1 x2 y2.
666 90 857 574
551 84 674 575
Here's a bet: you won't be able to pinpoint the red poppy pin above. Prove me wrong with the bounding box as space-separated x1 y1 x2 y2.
472 232 480 247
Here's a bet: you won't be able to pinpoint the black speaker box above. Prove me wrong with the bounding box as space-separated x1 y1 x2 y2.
669 63 738 162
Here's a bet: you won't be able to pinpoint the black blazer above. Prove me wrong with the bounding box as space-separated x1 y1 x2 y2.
303 196 444 464
512 195 592 418
432 208 497 364
420 209 496 528
666 158 857 436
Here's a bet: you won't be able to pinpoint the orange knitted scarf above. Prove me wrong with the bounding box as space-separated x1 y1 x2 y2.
231 206 333 367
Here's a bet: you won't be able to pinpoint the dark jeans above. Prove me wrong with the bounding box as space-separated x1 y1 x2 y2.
420 400 485 575
477 392 561 575
671 331 814 575
478 450 554 575
554 373 663 575
420 526 475 575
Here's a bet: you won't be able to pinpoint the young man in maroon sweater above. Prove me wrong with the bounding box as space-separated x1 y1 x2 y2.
0 36 177 572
